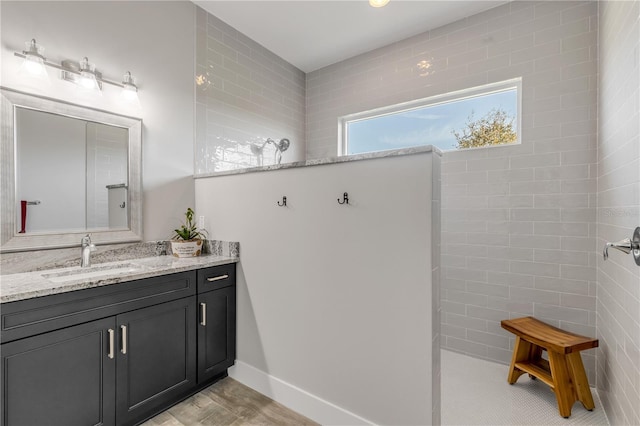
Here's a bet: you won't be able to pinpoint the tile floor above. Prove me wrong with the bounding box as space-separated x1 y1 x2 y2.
141 377 318 426
442 350 610 426
145 350 610 425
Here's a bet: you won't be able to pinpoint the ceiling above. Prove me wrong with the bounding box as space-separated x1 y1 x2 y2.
193 1 508 73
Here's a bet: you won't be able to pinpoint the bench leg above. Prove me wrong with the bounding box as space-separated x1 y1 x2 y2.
567 352 595 411
507 336 530 384
548 351 576 418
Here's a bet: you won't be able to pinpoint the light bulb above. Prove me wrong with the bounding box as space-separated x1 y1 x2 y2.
78 57 100 92
19 39 49 80
121 71 140 106
369 0 390 7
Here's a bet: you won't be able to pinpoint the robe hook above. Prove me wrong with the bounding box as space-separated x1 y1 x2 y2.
337 192 349 205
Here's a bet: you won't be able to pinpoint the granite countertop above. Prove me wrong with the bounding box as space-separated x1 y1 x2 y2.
194 145 441 178
0 254 238 303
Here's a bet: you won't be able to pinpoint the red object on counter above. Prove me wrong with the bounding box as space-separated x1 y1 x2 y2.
19 200 27 233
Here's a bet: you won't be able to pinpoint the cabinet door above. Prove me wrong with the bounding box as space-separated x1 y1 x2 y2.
197 286 236 383
115 297 196 426
1 317 116 426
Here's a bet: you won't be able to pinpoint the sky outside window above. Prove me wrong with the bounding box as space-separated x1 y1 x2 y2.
346 88 518 154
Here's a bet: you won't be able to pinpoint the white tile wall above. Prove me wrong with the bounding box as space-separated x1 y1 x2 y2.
306 1 600 381
194 7 305 174
597 1 640 425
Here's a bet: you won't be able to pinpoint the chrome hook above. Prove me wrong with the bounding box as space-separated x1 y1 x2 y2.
337 192 349 205
277 196 287 207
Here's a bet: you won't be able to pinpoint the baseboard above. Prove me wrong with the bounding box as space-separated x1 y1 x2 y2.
229 361 376 425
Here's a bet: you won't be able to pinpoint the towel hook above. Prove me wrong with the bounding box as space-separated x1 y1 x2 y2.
277 196 287 207
337 192 349 205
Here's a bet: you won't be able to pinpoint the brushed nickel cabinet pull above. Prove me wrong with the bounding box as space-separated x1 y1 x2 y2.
200 303 207 326
108 329 115 359
120 325 127 354
206 274 229 282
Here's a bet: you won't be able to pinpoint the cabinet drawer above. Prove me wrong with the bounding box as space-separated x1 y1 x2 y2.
1 271 196 344
197 263 236 293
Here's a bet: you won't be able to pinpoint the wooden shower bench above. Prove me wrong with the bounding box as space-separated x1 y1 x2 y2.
501 316 599 418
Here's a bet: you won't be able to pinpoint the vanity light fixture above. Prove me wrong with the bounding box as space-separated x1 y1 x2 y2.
77 57 101 91
121 71 139 103
369 0 390 7
14 38 140 101
18 39 49 79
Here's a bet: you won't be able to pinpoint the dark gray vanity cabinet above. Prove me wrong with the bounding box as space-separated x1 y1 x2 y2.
197 264 236 383
0 317 116 426
115 297 197 426
1 265 236 426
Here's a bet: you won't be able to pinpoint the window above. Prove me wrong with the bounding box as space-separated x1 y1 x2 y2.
339 78 521 155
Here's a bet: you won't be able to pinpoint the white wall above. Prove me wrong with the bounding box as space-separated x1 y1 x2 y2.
195 152 440 425
307 0 600 381
596 1 640 425
1 0 196 241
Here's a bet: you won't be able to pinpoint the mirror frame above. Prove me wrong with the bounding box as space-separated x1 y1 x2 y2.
1 87 143 252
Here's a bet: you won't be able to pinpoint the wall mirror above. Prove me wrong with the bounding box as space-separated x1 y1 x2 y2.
1 88 142 252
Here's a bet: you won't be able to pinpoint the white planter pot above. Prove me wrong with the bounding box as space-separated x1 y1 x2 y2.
170 239 203 257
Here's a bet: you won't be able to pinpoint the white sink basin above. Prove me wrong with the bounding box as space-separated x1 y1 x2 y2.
42 263 145 283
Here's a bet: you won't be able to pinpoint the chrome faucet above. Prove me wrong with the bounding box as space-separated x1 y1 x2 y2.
80 234 96 268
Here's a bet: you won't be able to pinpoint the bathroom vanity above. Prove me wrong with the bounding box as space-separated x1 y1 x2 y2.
0 256 237 426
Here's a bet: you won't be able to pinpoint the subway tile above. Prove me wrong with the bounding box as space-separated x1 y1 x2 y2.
510 208 560 221
466 281 510 298
562 178 597 193
441 323 467 339
511 261 560 277
445 337 489 358
467 233 509 247
511 180 562 194
467 329 510 349
561 293 596 310
466 257 510 272
510 234 561 250
534 164 590 180
535 303 590 324
535 276 590 295
445 289 488 306
534 249 589 265
445 313 488 332
446 267 488 282
511 287 560 306
487 272 535 288
487 297 534 316
561 208 596 222
534 221 589 236
561 264 596 281
488 195 534 208
510 152 560 169
467 157 510 171
487 168 534 182
491 246 534 261
467 305 510 322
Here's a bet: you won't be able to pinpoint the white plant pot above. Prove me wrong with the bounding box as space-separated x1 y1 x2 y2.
170 239 203 257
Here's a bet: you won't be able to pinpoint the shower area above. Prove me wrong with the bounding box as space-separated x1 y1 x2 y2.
192 1 639 424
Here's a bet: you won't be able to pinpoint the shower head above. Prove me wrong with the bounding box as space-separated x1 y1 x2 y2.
276 138 290 152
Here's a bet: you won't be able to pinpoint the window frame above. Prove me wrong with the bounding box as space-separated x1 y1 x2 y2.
338 77 523 156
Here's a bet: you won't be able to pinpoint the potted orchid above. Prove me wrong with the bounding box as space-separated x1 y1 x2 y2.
170 208 207 257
